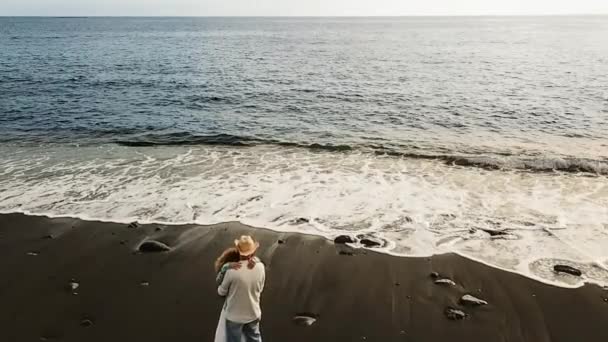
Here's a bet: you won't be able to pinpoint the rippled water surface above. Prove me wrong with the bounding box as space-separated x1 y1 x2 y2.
0 17 607 287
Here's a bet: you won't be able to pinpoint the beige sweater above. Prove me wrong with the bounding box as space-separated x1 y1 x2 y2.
217 260 265 323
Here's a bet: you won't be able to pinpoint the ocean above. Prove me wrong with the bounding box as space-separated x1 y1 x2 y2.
0 16 607 287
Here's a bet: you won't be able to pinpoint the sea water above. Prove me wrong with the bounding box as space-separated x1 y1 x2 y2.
1 16 607 287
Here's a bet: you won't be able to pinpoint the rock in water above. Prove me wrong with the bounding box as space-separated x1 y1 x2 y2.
292 313 318 327
434 278 456 286
334 235 357 244
291 217 310 225
444 307 467 320
138 240 171 253
460 294 488 306
553 265 582 277
356 234 385 248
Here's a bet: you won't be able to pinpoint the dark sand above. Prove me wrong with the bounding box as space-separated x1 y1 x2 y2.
0 213 607 341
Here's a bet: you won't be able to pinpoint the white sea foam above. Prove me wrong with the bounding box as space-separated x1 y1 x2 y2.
0 144 607 288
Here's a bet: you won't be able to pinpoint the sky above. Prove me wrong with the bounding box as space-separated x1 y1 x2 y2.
1 0 608 16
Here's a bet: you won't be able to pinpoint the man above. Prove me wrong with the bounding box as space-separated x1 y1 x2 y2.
218 235 266 342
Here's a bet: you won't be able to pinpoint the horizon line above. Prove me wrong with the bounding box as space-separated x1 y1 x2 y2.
1 13 608 18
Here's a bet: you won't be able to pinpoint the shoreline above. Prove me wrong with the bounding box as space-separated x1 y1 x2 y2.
1 213 607 341
1 209 603 289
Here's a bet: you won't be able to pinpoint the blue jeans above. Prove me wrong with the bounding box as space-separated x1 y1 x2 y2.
226 319 262 342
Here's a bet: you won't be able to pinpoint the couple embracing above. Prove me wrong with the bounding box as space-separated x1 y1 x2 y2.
214 235 265 342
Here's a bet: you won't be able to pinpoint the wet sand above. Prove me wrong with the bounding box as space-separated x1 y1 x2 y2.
0 213 606 342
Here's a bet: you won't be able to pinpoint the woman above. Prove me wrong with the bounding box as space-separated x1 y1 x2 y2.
214 247 241 342
214 243 261 342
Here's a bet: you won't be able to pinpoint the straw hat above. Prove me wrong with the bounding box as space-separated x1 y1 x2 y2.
234 235 259 256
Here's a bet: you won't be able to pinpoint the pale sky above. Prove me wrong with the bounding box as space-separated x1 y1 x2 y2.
1 0 608 16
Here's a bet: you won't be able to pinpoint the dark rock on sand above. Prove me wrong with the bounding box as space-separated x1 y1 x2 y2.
138 240 171 253
430 272 440 279
334 235 357 244
460 294 488 306
127 221 139 229
80 318 94 327
43 234 54 239
277 239 285 244
67 280 79 292
434 278 456 286
293 313 319 327
155 227 163 232
357 234 385 248
445 307 467 320
554 265 582 277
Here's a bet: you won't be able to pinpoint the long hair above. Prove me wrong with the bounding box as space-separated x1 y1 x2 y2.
214 247 240 273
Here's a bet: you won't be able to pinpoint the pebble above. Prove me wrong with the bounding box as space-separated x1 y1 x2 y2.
292 313 318 327
430 272 440 279
434 278 456 286
444 307 467 320
155 227 163 232
80 319 93 327
67 280 79 292
277 239 285 244
138 240 171 252
27 251 39 256
43 234 54 239
127 221 139 229
460 294 488 306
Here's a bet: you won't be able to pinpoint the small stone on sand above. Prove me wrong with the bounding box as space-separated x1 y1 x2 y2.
67 281 79 292
444 307 467 320
460 294 488 306
80 319 93 327
434 278 456 286
127 221 139 229
138 240 171 252
155 227 163 232
292 313 318 327
43 234 54 239
277 239 285 244
430 272 440 279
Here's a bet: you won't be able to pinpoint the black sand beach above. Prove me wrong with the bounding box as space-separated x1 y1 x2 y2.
0 213 607 342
